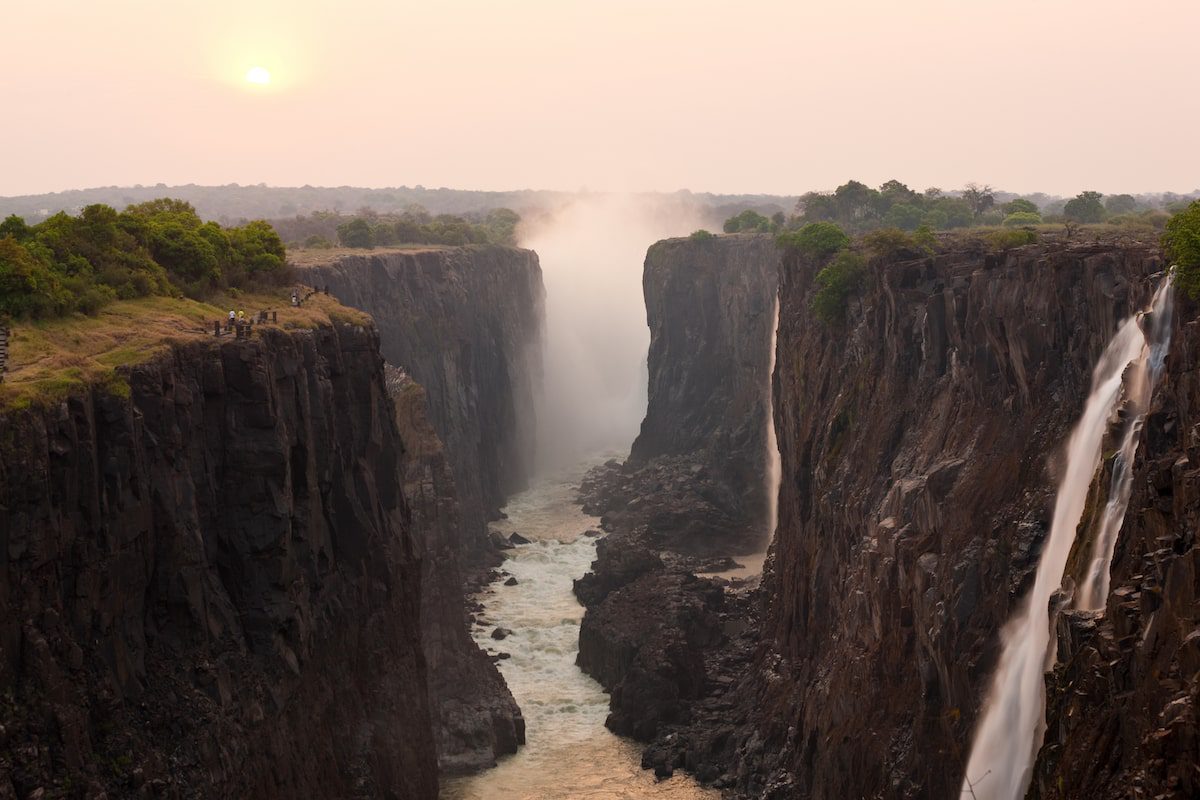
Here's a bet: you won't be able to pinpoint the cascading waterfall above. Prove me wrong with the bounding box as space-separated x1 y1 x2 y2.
1077 280 1174 609
960 275 1174 800
765 295 781 541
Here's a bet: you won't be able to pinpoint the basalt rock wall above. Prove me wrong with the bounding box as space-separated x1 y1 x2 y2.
0 324 437 799
388 368 525 775
612 233 779 554
297 246 544 561
750 239 1165 798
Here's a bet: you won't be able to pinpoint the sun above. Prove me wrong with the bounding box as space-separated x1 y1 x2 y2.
245 66 271 85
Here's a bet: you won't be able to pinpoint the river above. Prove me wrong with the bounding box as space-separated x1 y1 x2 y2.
440 458 720 800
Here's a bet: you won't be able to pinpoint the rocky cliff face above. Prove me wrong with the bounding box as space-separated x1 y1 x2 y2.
296 246 544 561
1032 299 1200 800
606 233 780 555
743 238 1166 798
572 233 777 753
586 235 1184 798
387 368 525 774
0 324 437 799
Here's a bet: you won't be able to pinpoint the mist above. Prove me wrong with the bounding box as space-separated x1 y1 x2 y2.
519 194 707 469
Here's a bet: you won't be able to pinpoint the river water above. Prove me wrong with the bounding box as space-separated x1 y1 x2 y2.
440 459 719 800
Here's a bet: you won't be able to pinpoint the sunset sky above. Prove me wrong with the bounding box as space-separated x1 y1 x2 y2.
4 0 1198 197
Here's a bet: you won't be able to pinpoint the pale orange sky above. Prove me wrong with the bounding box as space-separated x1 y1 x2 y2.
3 0 1198 197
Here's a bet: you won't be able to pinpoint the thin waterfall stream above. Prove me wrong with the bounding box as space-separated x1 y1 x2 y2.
960 276 1175 800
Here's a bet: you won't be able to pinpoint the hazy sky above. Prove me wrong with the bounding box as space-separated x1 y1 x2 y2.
4 0 1198 197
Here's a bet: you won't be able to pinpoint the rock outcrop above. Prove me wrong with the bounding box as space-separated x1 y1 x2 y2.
388 368 525 774
0 324 437 799
295 246 544 561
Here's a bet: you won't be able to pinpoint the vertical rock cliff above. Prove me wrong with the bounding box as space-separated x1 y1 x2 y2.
294 246 542 774
744 239 1165 798
586 233 779 555
296 246 544 560
0 324 437 799
573 233 777 750
1032 298 1200 799
388 368 525 774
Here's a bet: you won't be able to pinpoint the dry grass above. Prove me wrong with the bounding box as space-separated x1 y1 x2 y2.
0 289 372 411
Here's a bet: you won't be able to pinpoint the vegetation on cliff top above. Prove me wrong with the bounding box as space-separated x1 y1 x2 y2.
1165 200 1200 298
0 291 365 412
0 199 287 321
269 205 521 250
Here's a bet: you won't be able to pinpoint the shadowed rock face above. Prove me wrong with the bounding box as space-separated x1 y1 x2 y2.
0 324 437 800
748 240 1165 799
296 246 543 775
623 233 780 554
388 368 525 774
1032 300 1200 800
296 246 544 561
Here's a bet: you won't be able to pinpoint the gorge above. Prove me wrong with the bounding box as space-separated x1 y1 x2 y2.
3 214 1199 800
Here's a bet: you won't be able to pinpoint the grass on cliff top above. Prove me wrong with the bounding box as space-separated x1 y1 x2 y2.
0 289 371 412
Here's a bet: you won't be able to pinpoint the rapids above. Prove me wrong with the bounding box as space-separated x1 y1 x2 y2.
440 459 719 800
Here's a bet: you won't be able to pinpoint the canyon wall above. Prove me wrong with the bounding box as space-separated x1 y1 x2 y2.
0 324 437 799
296 246 544 561
590 233 779 555
388 368 525 774
747 238 1165 798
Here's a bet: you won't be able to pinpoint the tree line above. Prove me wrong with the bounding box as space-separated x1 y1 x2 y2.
716 180 1184 237
0 199 286 320
270 206 521 250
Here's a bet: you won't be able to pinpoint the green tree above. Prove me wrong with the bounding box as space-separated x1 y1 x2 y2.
1002 198 1039 215
0 237 69 318
883 203 924 231
811 250 866 324
689 229 716 241
1105 194 1138 215
723 209 770 233
1165 200 1200 298
0 215 32 241
777 222 850 262
1064 191 1106 223
337 218 374 248
862 228 920 261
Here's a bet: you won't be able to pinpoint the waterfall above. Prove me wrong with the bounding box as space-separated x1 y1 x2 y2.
765 295 781 542
1076 280 1174 609
960 275 1174 800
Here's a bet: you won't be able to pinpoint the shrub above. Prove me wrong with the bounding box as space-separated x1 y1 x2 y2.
913 224 938 252
811 250 866 324
689 229 716 241
777 222 850 262
987 228 1038 250
1003 211 1042 227
337 218 374 248
862 228 921 261
1165 200 1200 298
723 209 773 234
303 234 333 248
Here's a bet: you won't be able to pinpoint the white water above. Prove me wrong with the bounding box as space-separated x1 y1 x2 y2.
765 295 782 544
1077 279 1175 609
961 276 1174 800
441 458 719 800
